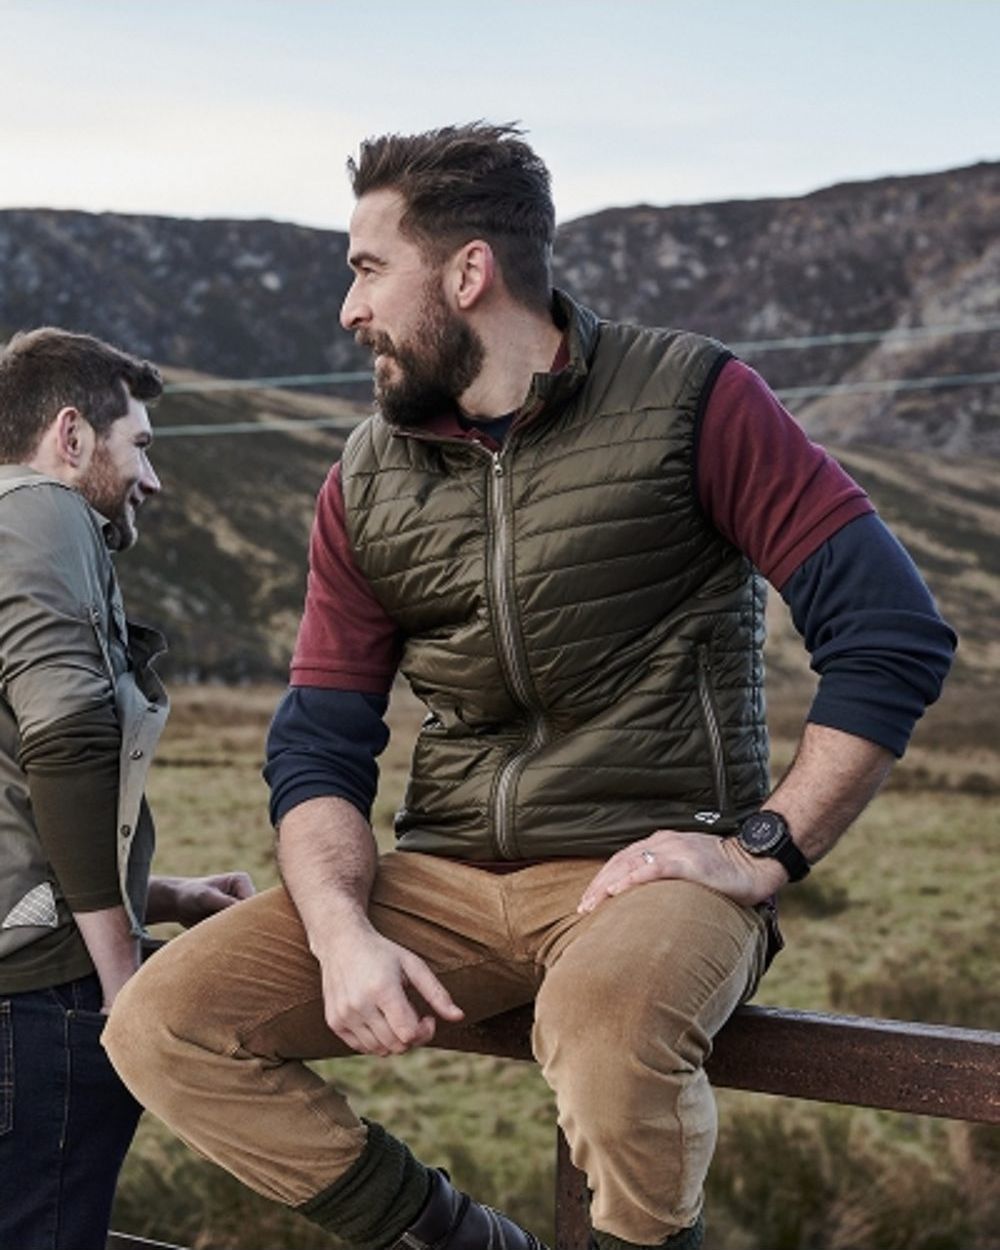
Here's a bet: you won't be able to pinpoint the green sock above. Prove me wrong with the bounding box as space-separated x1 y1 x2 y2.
296 1120 432 1250
593 1213 705 1250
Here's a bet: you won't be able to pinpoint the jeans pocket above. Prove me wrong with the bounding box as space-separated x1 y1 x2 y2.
67 1006 108 1034
0 1001 12 1136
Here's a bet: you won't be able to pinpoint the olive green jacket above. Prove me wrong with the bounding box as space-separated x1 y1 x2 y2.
341 294 769 860
0 468 168 979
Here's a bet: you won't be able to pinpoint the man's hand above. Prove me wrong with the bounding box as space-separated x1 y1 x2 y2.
275 795 463 1054
577 828 786 914
146 872 256 928
315 923 464 1057
578 727 895 915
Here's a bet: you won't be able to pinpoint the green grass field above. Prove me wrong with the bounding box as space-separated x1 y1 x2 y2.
111 681 999 1250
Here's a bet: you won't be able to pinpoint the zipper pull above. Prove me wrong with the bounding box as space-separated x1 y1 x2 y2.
492 453 504 477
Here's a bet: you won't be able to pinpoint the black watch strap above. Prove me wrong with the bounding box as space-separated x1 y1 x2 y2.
736 810 811 883
771 829 811 883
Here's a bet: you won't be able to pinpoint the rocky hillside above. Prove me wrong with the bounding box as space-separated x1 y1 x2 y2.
109 373 996 689
2 159 998 453
0 211 365 393
557 163 1000 455
2 161 997 683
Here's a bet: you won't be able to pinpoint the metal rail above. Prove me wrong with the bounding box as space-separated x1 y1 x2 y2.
108 1003 1000 1250
432 1002 1000 1122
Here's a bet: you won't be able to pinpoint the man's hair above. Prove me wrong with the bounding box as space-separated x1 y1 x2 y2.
347 122 555 314
0 327 162 462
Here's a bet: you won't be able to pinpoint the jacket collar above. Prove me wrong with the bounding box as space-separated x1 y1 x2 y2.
0 464 117 548
524 288 600 414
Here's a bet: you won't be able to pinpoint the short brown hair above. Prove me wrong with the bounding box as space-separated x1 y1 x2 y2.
0 327 162 462
348 122 555 314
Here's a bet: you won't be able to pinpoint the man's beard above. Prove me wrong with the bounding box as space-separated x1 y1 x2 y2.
360 282 485 428
79 447 139 551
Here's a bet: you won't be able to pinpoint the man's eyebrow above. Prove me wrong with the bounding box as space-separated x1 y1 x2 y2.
348 250 384 271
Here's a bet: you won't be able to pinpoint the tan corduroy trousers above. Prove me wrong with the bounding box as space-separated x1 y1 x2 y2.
104 852 769 1244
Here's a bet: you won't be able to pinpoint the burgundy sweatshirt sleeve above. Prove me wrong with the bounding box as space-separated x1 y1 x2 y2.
697 359 956 755
289 462 401 693
696 359 873 588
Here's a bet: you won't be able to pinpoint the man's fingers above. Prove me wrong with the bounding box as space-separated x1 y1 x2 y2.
227 872 256 899
606 859 662 896
385 1008 437 1049
325 979 445 1056
207 889 239 912
377 980 438 1048
578 849 658 912
576 855 624 910
206 872 255 900
402 955 464 1023
334 1017 391 1056
328 997 403 1055
319 941 462 1058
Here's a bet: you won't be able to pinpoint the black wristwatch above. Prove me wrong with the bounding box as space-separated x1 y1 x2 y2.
734 810 811 883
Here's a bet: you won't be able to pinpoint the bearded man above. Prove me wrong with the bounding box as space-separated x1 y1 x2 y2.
0 327 254 1250
105 126 955 1250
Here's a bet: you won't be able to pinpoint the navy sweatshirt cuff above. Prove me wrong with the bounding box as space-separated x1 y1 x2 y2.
264 687 390 827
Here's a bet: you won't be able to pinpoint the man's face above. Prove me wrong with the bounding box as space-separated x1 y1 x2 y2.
340 189 484 426
78 393 161 550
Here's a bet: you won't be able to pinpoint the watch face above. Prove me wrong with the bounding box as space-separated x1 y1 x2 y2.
739 812 785 854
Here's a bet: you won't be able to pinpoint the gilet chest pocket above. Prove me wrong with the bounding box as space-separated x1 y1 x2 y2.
0 1001 12 1136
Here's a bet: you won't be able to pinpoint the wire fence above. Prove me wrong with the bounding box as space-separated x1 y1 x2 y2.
155 318 1000 438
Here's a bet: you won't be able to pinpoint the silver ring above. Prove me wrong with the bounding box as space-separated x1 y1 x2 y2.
641 850 655 865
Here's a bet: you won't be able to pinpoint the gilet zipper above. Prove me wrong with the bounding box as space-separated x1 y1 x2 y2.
483 447 547 858
696 644 729 815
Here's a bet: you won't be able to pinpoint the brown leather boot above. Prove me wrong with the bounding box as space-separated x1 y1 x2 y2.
392 1169 550 1250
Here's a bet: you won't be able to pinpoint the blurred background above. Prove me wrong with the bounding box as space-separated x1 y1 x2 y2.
1 2 997 1246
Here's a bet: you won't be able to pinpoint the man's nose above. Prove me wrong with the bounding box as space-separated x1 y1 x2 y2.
340 280 369 331
140 457 162 496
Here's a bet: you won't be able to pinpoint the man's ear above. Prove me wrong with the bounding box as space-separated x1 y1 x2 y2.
449 239 496 311
51 406 94 469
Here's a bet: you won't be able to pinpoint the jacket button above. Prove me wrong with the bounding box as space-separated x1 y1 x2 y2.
119 824 131 838
129 748 144 760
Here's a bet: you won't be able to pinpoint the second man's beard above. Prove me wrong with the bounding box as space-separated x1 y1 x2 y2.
78 449 139 551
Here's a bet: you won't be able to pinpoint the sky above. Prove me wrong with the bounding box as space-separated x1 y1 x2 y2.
1 0 998 232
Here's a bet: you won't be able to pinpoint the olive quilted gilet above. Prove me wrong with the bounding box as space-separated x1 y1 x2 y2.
341 293 769 860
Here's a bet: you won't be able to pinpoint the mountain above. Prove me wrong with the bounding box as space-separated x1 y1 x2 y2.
1 162 997 684
1 160 998 453
556 163 1000 455
0 211 364 394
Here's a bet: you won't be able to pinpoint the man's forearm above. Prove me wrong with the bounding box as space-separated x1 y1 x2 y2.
74 905 140 1010
276 795 380 952
767 722 894 866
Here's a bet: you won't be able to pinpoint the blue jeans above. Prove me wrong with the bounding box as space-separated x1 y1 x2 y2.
0 973 142 1250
